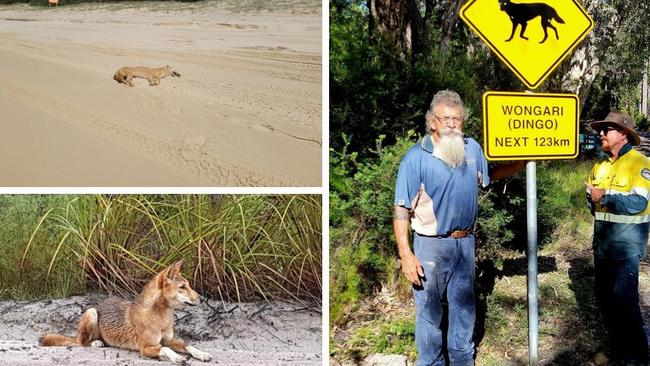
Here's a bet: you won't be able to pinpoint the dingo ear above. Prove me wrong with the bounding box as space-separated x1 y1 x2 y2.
170 259 184 279
156 260 184 287
157 267 172 288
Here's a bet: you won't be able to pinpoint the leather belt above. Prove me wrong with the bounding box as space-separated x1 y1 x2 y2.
449 230 470 239
415 230 472 239
416 230 471 239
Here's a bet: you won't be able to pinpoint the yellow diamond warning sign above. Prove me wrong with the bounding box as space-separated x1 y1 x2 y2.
460 0 593 89
482 91 579 160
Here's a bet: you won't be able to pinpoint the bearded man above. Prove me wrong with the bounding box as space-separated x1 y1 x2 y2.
393 90 523 365
586 111 649 365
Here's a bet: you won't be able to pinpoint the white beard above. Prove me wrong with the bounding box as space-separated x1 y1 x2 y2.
436 128 465 167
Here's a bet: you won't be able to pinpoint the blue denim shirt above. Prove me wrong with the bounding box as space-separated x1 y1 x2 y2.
394 135 489 236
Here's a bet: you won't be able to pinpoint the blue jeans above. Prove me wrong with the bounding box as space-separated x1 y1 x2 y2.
413 233 475 366
594 255 648 364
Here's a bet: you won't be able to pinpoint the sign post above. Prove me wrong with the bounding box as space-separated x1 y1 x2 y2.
460 1 594 364
480 90 578 363
526 160 538 364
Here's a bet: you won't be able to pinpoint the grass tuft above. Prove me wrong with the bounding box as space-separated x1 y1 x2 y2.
1 195 321 305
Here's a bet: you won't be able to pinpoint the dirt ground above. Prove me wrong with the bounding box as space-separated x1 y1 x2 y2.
0 1 321 186
331 261 650 365
0 295 321 365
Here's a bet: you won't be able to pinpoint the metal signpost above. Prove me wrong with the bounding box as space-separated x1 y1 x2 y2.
460 0 594 364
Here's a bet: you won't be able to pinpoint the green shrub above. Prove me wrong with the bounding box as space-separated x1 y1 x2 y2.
330 133 415 323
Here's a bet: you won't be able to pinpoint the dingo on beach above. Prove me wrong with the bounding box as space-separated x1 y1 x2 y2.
113 65 181 87
39 260 212 364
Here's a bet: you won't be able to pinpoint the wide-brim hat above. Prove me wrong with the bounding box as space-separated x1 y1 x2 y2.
590 111 640 146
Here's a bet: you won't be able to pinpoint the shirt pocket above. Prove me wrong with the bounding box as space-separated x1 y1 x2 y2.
592 164 611 187
610 175 628 192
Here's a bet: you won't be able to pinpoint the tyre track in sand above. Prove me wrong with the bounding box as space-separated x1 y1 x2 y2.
0 77 290 186
138 49 322 133
7 40 322 166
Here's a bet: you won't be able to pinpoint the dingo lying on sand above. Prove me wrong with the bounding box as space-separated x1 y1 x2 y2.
113 65 181 87
40 260 212 364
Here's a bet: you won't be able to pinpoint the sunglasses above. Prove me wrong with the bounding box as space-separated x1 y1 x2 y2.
594 125 622 134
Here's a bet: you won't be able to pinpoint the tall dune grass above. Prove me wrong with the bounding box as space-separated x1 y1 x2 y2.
9 195 321 304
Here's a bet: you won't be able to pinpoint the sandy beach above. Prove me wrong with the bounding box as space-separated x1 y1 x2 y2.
0 1 321 187
0 295 321 365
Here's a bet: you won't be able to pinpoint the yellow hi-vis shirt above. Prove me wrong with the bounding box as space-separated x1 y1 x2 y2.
589 144 650 259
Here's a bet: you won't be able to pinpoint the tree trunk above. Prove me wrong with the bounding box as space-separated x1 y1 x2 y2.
369 0 410 54
406 0 425 56
369 0 425 57
641 60 648 117
424 0 434 24
438 0 464 54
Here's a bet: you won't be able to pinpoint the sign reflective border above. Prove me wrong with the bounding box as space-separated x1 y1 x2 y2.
460 0 593 89
482 91 579 161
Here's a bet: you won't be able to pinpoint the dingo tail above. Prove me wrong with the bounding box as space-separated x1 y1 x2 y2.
39 333 79 347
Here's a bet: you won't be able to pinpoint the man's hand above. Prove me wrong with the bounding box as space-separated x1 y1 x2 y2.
400 252 424 286
585 182 605 203
393 205 424 286
490 160 526 181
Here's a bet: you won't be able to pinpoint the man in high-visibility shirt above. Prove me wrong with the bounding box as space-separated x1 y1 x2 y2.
586 111 649 365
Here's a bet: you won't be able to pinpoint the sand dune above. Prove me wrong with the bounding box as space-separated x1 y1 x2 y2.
0 1 321 187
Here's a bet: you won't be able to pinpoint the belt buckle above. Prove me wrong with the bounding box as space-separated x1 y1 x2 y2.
450 230 468 239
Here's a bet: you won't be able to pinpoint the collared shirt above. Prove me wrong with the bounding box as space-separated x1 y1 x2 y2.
394 135 490 236
589 143 650 259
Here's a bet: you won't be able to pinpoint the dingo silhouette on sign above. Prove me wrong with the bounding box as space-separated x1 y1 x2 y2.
499 0 565 44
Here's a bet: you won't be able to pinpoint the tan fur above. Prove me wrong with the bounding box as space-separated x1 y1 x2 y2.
39 260 212 364
113 65 180 87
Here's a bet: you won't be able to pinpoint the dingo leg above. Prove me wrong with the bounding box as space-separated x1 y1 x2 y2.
163 338 213 362
76 308 102 346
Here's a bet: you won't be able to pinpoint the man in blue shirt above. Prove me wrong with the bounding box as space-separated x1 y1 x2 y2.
393 90 523 365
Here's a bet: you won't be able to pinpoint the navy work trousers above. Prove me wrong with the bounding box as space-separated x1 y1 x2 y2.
594 255 648 364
